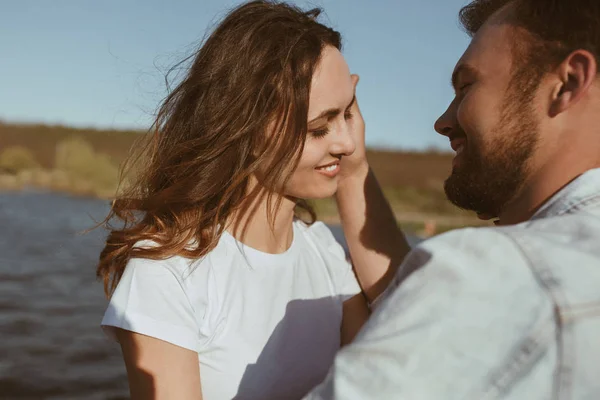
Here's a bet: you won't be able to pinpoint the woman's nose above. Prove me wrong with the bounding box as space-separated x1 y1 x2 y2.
331 122 356 157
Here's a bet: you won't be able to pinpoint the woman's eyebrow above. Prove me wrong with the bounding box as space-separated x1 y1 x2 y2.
309 108 340 124
308 95 356 124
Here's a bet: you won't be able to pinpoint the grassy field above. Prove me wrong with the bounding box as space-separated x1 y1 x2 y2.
0 122 487 235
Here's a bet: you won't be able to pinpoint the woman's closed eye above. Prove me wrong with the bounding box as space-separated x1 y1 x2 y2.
311 127 329 139
310 108 354 139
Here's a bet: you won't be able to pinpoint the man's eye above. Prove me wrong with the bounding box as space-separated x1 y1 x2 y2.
459 83 472 92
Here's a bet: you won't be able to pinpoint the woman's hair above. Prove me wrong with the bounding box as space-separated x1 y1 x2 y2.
97 0 342 296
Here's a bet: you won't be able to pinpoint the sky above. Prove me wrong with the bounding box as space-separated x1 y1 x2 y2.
0 0 472 150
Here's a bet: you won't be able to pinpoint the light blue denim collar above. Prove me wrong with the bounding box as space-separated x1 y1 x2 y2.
531 168 600 220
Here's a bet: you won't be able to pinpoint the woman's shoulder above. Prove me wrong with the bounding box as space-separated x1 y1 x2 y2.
294 219 335 240
128 239 221 281
294 220 348 261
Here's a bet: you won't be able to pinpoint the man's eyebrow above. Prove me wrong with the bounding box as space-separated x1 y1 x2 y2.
308 95 356 124
451 63 478 89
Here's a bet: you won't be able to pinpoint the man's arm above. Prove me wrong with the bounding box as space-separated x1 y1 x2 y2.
336 74 411 303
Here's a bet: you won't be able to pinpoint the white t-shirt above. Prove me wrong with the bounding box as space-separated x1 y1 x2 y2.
101 220 362 400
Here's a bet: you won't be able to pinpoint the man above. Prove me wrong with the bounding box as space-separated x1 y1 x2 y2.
306 0 600 398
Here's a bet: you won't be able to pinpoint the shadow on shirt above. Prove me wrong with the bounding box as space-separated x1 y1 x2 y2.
233 296 345 400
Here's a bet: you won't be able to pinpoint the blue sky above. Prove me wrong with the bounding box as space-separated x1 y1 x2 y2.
0 0 472 150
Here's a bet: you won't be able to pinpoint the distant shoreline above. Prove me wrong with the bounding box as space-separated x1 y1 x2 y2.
0 170 114 200
0 174 487 239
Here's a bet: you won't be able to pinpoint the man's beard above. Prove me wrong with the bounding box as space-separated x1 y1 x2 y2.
444 85 540 217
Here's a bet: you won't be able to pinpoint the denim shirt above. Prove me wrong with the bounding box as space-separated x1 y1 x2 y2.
305 168 600 400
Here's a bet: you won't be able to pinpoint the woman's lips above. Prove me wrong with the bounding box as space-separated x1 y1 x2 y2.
315 162 340 177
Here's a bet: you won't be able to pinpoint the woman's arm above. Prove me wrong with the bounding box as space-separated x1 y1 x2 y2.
116 328 203 400
336 75 411 305
341 294 370 345
336 167 411 304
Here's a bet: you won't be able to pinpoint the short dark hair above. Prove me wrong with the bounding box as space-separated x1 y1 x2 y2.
459 0 600 79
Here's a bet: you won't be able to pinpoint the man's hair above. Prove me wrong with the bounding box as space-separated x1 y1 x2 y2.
460 0 600 83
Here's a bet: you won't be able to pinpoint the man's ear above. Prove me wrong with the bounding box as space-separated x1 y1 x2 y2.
549 49 597 117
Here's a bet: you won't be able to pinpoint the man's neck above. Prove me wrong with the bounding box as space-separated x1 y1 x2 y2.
497 157 598 225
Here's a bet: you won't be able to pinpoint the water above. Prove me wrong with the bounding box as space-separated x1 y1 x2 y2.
0 190 419 399
0 191 127 400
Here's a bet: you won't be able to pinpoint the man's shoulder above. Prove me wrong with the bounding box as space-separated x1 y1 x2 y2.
412 226 526 269
424 225 513 244
308 226 556 400
369 226 549 340
392 226 536 299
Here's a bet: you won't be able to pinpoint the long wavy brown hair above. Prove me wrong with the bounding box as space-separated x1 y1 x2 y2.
97 0 342 297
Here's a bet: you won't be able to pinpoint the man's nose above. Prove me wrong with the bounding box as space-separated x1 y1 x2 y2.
434 104 455 137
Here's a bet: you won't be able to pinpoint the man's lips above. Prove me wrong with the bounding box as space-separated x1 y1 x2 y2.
450 137 466 153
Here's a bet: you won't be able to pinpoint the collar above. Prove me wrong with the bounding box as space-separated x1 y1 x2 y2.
531 168 600 220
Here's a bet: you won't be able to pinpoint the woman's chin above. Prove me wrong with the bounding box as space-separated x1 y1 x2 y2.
303 188 338 200
285 182 339 201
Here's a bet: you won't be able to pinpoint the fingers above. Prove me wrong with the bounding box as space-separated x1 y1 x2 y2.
349 74 363 120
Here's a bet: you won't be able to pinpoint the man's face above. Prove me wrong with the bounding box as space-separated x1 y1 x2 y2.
435 20 540 217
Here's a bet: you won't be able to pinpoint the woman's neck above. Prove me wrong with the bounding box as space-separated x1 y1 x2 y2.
226 192 297 254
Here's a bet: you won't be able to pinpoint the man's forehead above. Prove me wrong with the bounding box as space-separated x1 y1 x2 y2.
453 21 515 76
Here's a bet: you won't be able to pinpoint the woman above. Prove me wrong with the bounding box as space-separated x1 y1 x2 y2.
98 1 371 399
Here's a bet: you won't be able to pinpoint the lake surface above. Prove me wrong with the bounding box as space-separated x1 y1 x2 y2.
0 190 419 399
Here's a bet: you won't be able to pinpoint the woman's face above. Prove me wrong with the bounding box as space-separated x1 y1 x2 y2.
284 45 356 199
